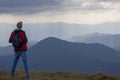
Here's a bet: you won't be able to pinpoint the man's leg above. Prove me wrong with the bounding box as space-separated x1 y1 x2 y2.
11 52 20 77
21 51 30 79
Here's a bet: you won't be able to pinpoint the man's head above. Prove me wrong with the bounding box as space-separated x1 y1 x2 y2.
17 21 23 29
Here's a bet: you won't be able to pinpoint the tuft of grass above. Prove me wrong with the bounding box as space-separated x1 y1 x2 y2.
0 71 120 80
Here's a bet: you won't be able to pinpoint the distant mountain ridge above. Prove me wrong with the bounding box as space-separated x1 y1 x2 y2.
69 33 120 51
0 41 37 56
0 45 13 56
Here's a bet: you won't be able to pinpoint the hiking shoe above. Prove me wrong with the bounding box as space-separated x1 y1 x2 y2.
27 77 31 80
26 75 31 80
10 73 15 77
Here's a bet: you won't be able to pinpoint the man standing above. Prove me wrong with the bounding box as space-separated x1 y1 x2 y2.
9 21 30 80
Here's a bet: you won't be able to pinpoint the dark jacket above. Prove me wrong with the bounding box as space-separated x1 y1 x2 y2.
9 29 28 51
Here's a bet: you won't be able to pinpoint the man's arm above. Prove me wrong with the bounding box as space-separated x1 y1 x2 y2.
20 31 28 43
24 32 28 43
9 32 14 43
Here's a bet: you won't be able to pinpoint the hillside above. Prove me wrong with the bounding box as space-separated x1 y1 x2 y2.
27 37 120 73
1 37 120 74
0 71 120 80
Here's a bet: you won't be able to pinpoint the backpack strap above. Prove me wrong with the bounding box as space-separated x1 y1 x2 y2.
19 30 28 43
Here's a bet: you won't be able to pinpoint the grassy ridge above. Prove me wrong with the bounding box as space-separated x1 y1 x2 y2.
0 71 120 80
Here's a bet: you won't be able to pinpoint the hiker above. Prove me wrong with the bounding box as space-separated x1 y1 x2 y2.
9 21 30 80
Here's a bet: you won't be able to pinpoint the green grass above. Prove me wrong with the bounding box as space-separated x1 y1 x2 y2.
0 71 120 80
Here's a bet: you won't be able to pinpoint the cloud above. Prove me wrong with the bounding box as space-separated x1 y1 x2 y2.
0 0 64 14
0 0 63 7
93 0 120 2
0 0 120 15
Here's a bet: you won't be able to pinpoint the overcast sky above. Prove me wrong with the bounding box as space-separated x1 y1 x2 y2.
0 0 120 24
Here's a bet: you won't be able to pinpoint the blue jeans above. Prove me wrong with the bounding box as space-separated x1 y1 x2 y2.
11 51 30 78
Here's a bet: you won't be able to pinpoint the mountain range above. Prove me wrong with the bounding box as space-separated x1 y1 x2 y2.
0 37 120 74
69 33 120 51
1 22 120 46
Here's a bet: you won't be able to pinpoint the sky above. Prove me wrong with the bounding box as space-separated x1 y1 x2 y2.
0 0 120 24
0 0 120 46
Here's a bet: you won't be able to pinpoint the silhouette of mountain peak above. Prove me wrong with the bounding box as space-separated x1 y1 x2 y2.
42 37 61 41
39 37 68 44
35 37 113 48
